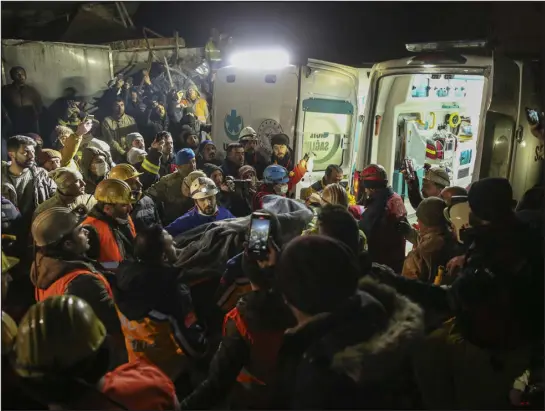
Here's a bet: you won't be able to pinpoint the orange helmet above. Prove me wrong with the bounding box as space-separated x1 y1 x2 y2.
361 164 387 189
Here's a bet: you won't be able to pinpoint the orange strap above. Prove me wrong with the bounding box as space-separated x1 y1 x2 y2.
36 268 113 302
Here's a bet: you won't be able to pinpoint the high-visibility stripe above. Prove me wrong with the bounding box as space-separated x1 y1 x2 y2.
142 158 160 175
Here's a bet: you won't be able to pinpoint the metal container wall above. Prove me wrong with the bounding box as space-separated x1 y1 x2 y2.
1 40 113 108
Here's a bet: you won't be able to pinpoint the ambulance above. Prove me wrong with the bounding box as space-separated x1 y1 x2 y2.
212 42 543 208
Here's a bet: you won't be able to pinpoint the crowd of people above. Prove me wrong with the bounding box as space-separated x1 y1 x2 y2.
1 63 544 410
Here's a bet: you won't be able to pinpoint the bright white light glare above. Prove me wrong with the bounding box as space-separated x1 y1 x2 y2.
230 49 290 69
422 64 435 68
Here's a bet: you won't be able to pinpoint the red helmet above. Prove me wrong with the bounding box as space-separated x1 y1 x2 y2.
361 164 388 188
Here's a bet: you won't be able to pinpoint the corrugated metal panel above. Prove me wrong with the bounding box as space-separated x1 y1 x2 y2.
1 40 112 108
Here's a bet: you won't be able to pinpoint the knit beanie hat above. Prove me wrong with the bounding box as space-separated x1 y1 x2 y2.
127 147 147 165
175 148 195 166
468 177 516 222
202 163 223 178
238 165 257 179
37 149 62 166
270 133 290 147
424 166 450 187
277 235 359 315
416 197 447 227
198 139 215 153
126 132 144 148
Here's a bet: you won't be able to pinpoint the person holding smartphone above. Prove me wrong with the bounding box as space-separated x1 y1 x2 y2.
182 210 295 410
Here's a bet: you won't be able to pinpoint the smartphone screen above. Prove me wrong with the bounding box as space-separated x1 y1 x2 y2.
248 214 271 257
526 107 540 126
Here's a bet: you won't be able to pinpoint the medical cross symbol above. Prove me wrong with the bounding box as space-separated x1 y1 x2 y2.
224 109 243 141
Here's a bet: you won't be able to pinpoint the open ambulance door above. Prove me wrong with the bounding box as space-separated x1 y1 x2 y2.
294 59 360 198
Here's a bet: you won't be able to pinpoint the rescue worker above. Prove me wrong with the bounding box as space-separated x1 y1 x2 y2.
146 97 170 142
101 98 138 163
33 168 96 220
13 295 180 410
166 176 234 237
37 148 62 172
114 224 208 384
239 126 268 178
1 66 43 134
222 143 245 178
358 164 407 272
440 185 468 206
178 125 200 153
402 197 455 283
77 122 115 168
301 164 344 201
157 130 176 177
273 235 425 409
405 163 450 209
253 164 289 210
139 131 175 190
269 133 307 192
147 148 197 226
30 206 127 367
83 179 137 267
205 28 222 69
197 139 222 169
126 132 147 165
109 163 161 233
202 163 225 188
307 182 363 220
187 86 209 123
182 211 295 409
80 146 111 195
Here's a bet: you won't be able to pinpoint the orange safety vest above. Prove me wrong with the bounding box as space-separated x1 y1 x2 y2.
223 307 285 387
82 216 136 264
116 308 197 381
35 268 113 302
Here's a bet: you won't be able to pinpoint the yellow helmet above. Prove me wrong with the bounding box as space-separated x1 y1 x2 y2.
94 178 136 205
109 163 142 182
190 176 219 200
321 183 349 208
2 311 18 355
2 250 20 272
31 207 87 247
14 295 106 378
182 170 206 197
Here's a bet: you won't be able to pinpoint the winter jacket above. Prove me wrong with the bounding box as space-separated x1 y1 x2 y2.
80 146 109 195
253 185 277 211
402 226 455 283
271 153 307 192
165 207 235 238
137 146 162 190
131 195 161 233
101 114 138 162
215 253 252 314
33 192 96 221
159 153 176 177
244 151 270 180
1 196 22 237
113 260 208 381
272 278 425 410
30 250 127 368
407 177 424 210
181 289 295 410
359 187 407 273
221 159 241 179
145 109 170 143
1 83 42 134
1 163 57 214
146 170 193 226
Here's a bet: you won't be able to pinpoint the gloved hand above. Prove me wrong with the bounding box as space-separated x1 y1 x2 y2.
397 219 413 236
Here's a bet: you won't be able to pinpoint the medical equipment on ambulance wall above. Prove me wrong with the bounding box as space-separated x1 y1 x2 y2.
416 112 437 130
459 116 473 139
425 127 458 178
431 76 450 98
411 75 430 98
446 112 462 129
404 120 428 168
459 149 473 166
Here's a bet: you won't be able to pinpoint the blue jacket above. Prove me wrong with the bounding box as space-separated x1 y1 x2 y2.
165 206 235 237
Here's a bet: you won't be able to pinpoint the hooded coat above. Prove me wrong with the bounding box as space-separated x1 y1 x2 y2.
80 146 108 195
273 278 425 409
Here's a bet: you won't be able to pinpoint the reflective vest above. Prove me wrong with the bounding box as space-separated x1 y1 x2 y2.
217 278 252 313
205 40 221 62
82 216 136 265
223 307 284 388
116 308 198 381
35 268 113 302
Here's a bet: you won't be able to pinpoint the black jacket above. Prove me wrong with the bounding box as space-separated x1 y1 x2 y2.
272 279 425 410
221 160 241 179
244 151 270 180
131 194 161 233
181 289 295 410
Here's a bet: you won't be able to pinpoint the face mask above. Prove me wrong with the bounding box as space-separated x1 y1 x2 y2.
274 185 288 195
93 162 108 177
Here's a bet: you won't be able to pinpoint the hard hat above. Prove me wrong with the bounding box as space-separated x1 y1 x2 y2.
182 170 207 197
321 183 349 207
31 206 87 247
94 179 136 205
361 164 388 189
263 165 289 184
190 176 219 200
109 163 143 181
14 295 107 378
2 311 18 355
2 250 20 272
239 126 258 142
424 166 450 187
444 195 471 243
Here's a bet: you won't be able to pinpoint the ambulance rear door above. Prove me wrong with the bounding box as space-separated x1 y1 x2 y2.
294 59 360 197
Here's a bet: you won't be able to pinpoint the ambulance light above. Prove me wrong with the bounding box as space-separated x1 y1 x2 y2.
230 49 290 70
406 40 488 53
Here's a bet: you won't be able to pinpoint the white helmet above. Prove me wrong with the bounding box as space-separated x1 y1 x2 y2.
239 126 258 142
444 196 470 243
190 176 219 200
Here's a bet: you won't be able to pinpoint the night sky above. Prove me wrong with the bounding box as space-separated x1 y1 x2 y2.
133 2 542 65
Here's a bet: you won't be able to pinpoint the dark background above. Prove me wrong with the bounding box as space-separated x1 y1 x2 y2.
2 2 544 65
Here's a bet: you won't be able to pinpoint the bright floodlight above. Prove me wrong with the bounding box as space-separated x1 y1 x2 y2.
229 49 290 69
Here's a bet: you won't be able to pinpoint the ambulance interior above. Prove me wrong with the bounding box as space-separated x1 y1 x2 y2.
370 73 486 215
